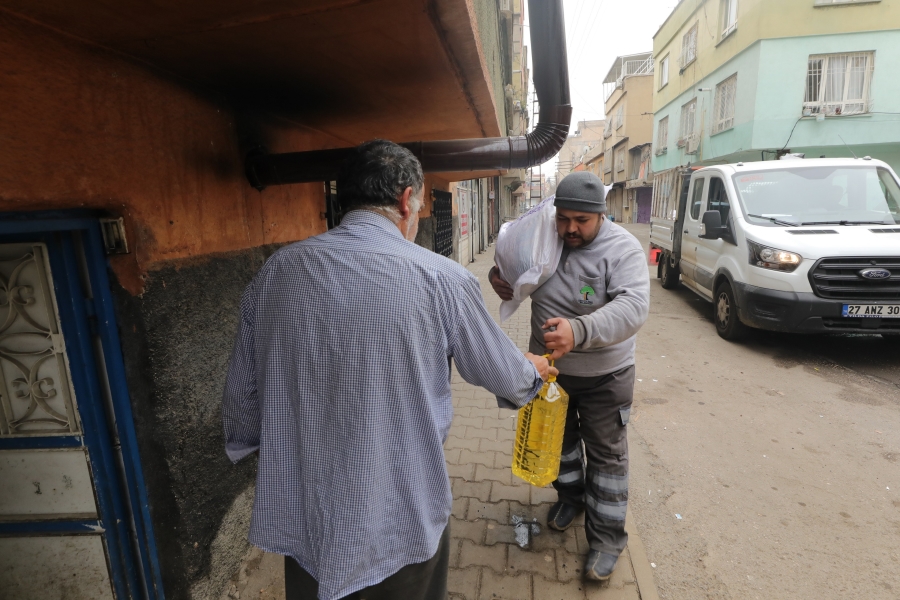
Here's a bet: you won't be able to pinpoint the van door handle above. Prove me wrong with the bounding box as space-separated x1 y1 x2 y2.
684 230 689 234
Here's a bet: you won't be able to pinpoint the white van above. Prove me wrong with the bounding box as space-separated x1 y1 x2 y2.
648 158 900 340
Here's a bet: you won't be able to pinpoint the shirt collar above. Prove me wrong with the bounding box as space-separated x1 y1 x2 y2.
338 209 404 239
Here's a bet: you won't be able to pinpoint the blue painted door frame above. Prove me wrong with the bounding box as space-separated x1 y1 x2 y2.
0 216 165 599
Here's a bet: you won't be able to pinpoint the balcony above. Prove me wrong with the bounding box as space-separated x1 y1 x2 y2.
602 53 654 102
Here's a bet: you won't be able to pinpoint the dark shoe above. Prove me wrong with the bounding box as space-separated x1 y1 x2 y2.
584 550 619 581
546 501 582 531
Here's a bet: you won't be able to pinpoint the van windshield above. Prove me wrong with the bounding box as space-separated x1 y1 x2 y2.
732 166 900 225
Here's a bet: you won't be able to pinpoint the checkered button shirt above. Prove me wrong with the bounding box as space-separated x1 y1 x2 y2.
223 210 542 600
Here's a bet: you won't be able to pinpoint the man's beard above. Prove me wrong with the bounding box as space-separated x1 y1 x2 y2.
563 233 585 247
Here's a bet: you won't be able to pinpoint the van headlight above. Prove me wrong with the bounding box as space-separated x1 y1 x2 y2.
748 240 802 272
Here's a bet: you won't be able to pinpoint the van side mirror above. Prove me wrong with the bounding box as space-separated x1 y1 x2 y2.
699 211 725 239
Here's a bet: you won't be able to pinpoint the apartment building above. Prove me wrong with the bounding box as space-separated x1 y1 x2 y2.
651 0 900 181
452 0 531 265
498 0 532 223
556 119 607 179
601 53 656 223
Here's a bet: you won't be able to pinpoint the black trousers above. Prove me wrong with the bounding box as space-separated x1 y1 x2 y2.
284 525 450 600
552 365 634 556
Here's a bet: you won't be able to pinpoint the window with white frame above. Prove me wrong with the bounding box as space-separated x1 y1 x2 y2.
615 105 625 129
615 147 625 172
659 56 669 89
656 117 669 154
679 99 697 143
680 23 698 68
803 52 874 116
713 74 737 134
603 119 612 138
722 0 738 37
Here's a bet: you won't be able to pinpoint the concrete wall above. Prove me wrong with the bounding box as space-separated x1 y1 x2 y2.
472 0 508 134
113 246 279 600
621 76 656 151
604 76 654 181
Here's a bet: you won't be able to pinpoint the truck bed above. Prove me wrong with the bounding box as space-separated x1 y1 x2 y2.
649 217 676 252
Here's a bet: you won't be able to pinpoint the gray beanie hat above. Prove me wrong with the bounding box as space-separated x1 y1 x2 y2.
554 171 607 213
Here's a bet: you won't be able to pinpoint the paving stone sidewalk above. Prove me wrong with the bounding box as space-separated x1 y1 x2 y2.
446 244 658 600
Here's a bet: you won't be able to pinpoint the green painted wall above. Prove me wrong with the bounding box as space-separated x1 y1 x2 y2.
651 29 900 173
752 30 900 153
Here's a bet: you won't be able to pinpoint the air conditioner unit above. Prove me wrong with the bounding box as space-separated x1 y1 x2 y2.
685 134 700 155
500 0 512 15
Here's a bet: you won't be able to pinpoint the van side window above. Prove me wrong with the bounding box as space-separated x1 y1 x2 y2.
708 177 731 224
689 178 705 220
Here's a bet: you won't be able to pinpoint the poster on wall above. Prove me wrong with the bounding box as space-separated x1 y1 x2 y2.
458 186 469 237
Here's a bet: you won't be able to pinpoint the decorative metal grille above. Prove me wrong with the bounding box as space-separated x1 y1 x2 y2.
0 244 79 437
713 74 738 134
656 117 669 155
615 105 625 130
615 147 626 172
432 191 453 258
680 23 698 68
680 98 697 142
803 52 874 116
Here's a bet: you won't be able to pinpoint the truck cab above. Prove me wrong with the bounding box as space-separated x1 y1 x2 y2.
649 158 900 340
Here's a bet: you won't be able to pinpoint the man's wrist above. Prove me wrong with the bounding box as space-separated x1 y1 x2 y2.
488 266 498 283
568 318 586 347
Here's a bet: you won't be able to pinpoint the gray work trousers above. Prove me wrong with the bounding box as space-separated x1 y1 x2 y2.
553 365 634 556
284 524 450 600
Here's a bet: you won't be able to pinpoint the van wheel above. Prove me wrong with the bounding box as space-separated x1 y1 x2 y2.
659 257 680 289
715 281 748 341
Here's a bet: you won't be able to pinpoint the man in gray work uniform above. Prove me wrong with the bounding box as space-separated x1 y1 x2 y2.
489 171 650 581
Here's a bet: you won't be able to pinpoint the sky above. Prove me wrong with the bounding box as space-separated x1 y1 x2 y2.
526 0 683 169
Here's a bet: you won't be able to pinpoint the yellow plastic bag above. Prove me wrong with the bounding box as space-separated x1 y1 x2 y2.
511 359 570 487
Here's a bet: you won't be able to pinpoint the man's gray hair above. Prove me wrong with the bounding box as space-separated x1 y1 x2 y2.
338 140 425 222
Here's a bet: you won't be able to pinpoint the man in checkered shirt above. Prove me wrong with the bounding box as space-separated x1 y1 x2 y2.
223 140 555 600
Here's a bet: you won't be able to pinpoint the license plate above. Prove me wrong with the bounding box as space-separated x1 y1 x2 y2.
842 304 900 318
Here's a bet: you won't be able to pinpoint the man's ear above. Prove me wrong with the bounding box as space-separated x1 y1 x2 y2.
397 187 414 220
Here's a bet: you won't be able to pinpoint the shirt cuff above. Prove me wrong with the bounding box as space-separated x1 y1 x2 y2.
226 442 259 463
496 366 544 410
569 317 587 347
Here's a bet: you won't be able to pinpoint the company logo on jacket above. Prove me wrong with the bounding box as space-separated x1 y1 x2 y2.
578 285 595 305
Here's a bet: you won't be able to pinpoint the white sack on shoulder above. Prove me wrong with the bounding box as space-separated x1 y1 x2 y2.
494 196 563 322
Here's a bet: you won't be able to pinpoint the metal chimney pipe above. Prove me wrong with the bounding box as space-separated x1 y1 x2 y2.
245 0 571 189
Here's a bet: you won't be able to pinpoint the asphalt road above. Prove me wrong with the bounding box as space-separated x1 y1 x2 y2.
622 223 900 599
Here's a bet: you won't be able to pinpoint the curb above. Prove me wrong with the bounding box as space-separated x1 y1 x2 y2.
625 512 660 600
